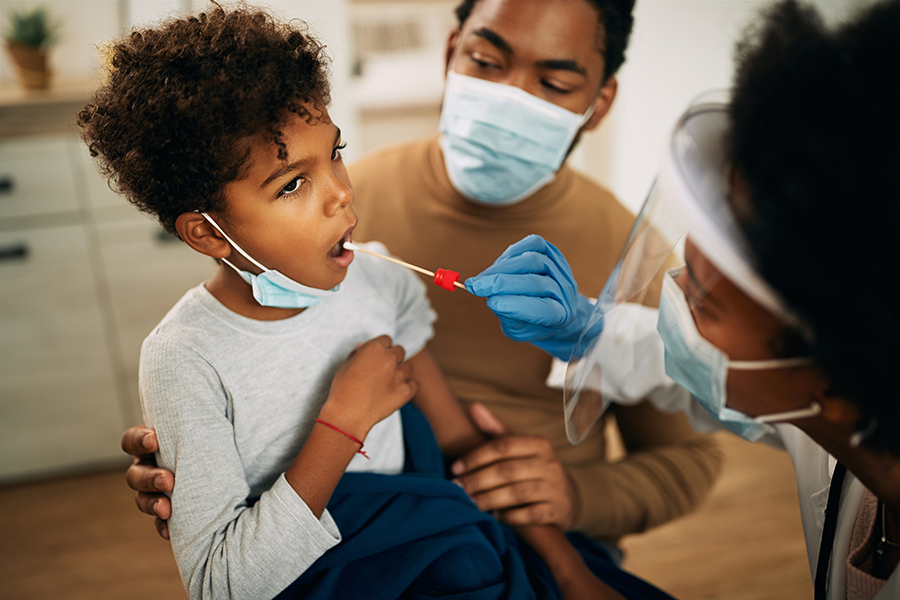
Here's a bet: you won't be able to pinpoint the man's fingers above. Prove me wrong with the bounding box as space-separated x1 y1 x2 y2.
451 436 550 476
469 403 506 438
134 491 172 519
121 426 159 455
453 455 548 495
155 517 171 541
468 479 548 512
495 502 560 528
126 462 174 493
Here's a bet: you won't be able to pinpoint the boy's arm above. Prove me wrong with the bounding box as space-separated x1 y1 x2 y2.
407 347 488 458
289 336 419 516
515 525 627 600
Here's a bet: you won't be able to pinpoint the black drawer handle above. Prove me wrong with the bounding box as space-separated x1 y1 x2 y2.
155 229 180 243
0 243 29 261
0 177 13 194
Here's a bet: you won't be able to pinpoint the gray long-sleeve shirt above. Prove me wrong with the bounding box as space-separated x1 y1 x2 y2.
139 243 436 600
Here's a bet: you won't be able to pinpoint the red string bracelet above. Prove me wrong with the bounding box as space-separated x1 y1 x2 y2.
314 419 369 459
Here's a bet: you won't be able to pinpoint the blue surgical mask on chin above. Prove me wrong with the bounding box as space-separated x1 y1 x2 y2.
201 213 339 309
438 72 595 206
656 270 818 442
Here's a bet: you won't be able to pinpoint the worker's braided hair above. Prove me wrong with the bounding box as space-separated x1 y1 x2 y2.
453 0 635 82
78 4 331 235
730 0 900 455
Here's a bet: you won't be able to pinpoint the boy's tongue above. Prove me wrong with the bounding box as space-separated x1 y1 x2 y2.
329 239 345 258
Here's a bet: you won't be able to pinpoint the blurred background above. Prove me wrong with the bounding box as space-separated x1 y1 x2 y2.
0 1 867 598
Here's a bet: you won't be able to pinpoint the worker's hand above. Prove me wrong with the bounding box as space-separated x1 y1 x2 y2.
465 235 601 360
121 426 173 540
452 403 579 530
320 335 418 440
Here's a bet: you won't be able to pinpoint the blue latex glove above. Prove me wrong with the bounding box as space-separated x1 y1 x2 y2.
465 235 602 361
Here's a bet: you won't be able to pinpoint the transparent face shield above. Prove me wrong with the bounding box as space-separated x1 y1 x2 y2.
562 94 800 444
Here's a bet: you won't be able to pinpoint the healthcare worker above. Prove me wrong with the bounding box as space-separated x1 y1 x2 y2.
465 1 900 598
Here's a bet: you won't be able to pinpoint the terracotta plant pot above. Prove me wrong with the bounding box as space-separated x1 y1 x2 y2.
5 41 52 90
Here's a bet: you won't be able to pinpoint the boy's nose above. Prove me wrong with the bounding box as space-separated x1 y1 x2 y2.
324 175 353 216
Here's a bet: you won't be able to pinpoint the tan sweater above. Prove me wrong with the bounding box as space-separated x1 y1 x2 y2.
349 135 723 542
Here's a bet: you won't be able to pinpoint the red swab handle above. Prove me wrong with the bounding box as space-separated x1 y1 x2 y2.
434 268 460 291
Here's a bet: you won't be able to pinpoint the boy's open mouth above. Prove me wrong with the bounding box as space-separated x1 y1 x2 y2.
329 227 355 260
329 239 345 258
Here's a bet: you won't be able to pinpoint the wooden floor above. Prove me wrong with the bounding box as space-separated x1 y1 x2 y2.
0 431 812 600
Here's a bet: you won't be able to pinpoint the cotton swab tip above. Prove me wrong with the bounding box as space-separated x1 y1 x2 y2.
343 240 359 251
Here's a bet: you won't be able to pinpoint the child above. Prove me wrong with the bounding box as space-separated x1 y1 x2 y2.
78 6 670 600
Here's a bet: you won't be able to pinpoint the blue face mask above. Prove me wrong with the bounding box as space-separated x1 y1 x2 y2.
201 213 339 309
438 72 594 206
656 270 817 442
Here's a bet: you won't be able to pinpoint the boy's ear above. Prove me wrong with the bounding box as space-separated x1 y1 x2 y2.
583 76 618 132
175 212 231 259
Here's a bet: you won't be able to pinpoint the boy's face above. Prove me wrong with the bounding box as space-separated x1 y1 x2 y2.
446 0 609 118
217 108 357 291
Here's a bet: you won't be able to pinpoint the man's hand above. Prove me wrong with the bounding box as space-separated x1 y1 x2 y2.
451 403 579 530
121 426 174 540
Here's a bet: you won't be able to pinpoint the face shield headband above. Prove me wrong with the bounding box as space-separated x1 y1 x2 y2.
562 93 809 444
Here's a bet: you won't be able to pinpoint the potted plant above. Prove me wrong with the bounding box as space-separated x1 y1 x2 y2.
3 6 60 90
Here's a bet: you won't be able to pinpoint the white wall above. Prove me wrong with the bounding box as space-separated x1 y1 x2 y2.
575 0 872 215
2 0 874 198
1 0 358 159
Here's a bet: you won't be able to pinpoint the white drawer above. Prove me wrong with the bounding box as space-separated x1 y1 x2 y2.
0 224 126 481
0 134 82 220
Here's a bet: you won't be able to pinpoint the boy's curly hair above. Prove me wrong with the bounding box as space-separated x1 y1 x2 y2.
78 4 331 234
730 0 900 455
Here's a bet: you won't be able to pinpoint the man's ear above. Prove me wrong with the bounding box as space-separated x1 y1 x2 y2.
583 76 618 132
444 28 460 77
175 212 231 259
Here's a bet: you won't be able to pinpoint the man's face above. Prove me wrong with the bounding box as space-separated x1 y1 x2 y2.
446 0 611 119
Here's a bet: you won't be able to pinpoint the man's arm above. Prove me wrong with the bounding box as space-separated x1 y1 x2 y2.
569 402 723 538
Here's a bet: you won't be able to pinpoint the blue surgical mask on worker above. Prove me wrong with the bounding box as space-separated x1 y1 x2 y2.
201 213 339 309
656 269 818 442
438 71 594 205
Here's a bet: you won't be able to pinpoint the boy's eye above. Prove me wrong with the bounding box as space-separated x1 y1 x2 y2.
332 142 347 161
279 176 304 197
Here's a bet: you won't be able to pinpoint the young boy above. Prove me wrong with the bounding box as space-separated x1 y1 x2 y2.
79 6 671 600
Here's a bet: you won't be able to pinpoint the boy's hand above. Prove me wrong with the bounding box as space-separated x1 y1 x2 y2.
121 426 174 540
451 403 578 530
320 335 418 440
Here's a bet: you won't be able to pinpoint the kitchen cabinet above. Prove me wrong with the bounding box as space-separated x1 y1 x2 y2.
0 121 213 483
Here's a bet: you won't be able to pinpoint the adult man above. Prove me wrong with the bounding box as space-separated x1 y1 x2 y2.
123 0 722 550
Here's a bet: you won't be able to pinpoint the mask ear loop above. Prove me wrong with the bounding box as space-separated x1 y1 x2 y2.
200 212 268 275
849 417 878 449
755 401 822 423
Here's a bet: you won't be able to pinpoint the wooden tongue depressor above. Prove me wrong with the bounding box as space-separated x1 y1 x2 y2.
343 241 467 292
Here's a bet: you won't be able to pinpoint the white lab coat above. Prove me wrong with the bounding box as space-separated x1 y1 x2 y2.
547 304 900 599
